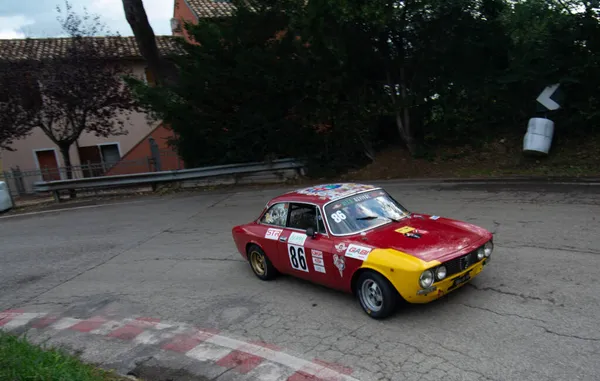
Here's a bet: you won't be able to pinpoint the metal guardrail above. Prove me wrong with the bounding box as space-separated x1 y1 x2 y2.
33 158 304 195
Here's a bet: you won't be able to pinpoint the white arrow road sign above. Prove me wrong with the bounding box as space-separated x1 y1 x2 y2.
536 84 561 111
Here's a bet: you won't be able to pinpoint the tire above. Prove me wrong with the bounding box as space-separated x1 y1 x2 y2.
356 271 398 319
247 244 278 281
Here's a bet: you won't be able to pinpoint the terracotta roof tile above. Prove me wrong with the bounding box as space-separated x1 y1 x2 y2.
0 35 184 61
185 0 237 18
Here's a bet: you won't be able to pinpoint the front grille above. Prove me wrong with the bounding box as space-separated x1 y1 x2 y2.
443 248 482 278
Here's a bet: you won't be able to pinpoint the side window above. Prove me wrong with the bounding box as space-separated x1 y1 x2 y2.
288 203 318 231
260 203 288 227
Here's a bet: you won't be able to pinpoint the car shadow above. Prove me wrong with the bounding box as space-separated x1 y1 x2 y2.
253 268 479 320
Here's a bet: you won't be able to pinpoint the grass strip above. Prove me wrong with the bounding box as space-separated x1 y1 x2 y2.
0 331 128 381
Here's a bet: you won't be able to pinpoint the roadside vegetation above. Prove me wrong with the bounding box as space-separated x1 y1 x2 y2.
2 0 599 182
0 332 128 381
341 133 600 180
125 0 600 178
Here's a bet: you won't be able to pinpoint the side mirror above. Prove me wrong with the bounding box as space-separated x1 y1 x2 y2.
306 227 317 238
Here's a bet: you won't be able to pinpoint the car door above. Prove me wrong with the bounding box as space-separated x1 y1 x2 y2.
277 203 336 287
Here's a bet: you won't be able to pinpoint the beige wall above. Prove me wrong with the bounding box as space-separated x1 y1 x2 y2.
0 60 161 177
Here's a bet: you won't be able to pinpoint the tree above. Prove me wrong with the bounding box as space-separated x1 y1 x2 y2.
126 0 384 174
0 1 141 197
122 0 178 86
0 61 37 150
128 0 307 166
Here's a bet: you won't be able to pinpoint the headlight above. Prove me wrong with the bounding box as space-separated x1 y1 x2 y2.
419 270 434 288
484 241 493 257
436 266 447 280
477 247 485 260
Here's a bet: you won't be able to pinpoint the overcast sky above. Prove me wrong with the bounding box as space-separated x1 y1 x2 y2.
0 0 172 39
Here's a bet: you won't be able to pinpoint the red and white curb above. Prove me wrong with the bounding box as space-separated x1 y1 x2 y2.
0 310 359 381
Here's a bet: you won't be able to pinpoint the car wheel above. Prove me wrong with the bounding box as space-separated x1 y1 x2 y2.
247 245 277 281
356 271 398 319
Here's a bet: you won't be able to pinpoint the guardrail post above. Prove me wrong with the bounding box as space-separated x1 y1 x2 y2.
11 167 25 195
149 137 161 172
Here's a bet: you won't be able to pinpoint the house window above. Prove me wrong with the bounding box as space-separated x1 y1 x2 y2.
99 143 121 168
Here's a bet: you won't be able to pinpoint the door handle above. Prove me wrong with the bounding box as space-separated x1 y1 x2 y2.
279 236 288 242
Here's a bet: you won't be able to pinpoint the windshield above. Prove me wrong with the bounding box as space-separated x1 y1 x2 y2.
324 189 410 235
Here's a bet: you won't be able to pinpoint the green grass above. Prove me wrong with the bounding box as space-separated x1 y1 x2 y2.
0 331 128 381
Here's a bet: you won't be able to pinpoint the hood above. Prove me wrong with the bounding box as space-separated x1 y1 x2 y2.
356 214 491 263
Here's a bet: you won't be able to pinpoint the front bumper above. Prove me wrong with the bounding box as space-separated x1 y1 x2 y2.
406 257 490 303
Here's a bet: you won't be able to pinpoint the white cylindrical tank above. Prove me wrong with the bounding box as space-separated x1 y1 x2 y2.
0 181 13 212
523 117 554 155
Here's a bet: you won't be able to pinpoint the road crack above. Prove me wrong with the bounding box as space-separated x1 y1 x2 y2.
207 193 234 209
467 284 555 304
536 326 600 342
130 257 245 263
457 303 547 323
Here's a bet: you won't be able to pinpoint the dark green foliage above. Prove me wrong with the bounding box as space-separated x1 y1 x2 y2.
128 0 600 174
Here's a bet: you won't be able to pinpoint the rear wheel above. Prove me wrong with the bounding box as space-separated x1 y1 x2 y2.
247 245 277 281
356 271 398 319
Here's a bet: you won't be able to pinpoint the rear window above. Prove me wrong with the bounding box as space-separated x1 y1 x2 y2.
324 190 410 235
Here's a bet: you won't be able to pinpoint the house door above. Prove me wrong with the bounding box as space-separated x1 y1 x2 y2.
36 150 61 181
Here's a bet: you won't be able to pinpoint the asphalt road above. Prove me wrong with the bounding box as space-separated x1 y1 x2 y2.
1 181 599 381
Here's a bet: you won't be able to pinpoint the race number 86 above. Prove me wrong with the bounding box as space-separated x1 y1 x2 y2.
288 245 308 272
330 211 347 223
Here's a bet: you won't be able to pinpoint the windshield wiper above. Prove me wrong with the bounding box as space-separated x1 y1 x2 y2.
357 215 406 223
356 215 381 221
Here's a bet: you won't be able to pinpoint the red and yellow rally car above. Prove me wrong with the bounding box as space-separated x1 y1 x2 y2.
231 183 493 319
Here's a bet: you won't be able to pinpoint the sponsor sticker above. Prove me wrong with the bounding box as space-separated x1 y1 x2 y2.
430 215 440 220
288 232 307 246
265 228 282 240
395 226 415 234
333 254 345 277
335 242 348 252
311 249 325 271
344 244 372 261
314 265 326 273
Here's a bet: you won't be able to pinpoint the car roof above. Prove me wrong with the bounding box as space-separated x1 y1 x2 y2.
269 183 381 206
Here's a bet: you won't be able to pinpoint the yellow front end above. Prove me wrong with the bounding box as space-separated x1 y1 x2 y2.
360 248 490 304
